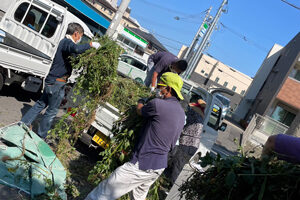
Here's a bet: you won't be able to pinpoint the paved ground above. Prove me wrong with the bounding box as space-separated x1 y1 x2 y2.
213 119 244 156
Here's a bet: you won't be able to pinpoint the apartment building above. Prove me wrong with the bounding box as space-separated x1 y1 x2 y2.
239 32 300 136
185 52 253 112
84 0 140 29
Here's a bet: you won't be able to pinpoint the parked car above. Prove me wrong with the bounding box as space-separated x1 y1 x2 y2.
117 54 147 84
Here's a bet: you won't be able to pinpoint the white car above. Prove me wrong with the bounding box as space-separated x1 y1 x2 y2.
117 54 147 84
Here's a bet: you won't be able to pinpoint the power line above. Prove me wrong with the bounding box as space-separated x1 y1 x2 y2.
220 23 268 52
133 14 194 34
153 32 189 46
281 0 300 10
139 0 207 18
160 43 181 51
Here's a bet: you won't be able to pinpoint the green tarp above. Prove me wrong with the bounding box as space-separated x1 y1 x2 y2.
0 123 66 199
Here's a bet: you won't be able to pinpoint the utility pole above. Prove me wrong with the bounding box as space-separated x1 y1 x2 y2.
183 7 212 62
183 0 228 80
204 61 218 86
106 0 131 37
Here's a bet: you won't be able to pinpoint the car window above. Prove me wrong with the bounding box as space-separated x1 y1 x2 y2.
207 104 222 130
132 60 147 71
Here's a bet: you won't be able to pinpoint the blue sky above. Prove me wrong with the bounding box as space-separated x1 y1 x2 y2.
127 0 300 78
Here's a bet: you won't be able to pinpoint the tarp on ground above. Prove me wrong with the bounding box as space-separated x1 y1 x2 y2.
0 123 66 199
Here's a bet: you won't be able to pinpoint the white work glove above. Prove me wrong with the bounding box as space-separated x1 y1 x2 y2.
91 42 101 49
150 86 155 92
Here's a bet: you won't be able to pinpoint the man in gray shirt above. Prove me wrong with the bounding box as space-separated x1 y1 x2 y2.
144 51 187 92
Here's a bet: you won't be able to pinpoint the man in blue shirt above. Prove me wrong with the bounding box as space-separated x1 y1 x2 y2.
21 23 100 138
144 51 188 92
85 72 186 200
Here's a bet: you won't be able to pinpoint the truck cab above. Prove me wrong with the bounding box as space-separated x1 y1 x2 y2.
0 0 93 92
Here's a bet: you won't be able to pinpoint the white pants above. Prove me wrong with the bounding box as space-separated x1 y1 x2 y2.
85 162 164 200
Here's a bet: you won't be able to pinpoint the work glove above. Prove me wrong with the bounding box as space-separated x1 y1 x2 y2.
91 42 101 49
150 86 155 92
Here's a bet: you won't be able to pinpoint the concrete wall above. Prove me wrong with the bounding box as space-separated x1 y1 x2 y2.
233 44 283 121
246 33 300 121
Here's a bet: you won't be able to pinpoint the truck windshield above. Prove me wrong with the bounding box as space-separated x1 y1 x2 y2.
216 94 230 107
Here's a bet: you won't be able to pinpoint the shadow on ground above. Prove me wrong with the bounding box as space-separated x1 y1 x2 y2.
0 84 41 102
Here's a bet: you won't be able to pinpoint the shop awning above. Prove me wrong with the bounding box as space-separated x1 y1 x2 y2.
64 0 110 29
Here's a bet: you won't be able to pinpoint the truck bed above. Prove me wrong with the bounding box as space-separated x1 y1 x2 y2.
0 29 51 60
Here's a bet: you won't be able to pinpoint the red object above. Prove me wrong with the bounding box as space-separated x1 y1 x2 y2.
67 107 77 117
190 103 205 113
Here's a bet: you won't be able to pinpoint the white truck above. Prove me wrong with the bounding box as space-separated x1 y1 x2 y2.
0 0 94 92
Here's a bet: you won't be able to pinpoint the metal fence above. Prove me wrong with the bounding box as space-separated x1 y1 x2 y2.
241 114 289 147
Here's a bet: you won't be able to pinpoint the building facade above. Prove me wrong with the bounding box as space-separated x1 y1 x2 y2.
233 44 283 122
85 0 167 61
187 53 253 113
240 32 300 136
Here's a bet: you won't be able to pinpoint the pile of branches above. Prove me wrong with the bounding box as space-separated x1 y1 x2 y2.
49 36 123 156
179 153 300 200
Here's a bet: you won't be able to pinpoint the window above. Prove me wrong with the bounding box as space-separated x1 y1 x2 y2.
14 3 29 22
41 15 58 38
134 45 144 56
223 81 228 87
123 38 130 45
208 104 222 130
132 60 147 71
14 3 59 38
290 68 300 81
241 90 245 95
294 70 300 81
271 105 296 126
121 56 134 65
201 70 205 73
232 86 237 92
204 73 208 76
215 77 219 83
117 34 124 42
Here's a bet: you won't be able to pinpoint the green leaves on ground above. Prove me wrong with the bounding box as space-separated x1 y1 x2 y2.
179 153 300 200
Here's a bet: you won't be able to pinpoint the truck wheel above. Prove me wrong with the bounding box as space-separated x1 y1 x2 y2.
135 78 144 85
0 72 3 91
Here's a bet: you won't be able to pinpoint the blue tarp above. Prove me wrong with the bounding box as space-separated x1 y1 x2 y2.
65 0 110 29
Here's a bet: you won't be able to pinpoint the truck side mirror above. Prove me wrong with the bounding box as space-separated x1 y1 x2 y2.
219 122 227 131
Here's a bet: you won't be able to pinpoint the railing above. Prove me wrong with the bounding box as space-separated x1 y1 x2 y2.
241 113 289 147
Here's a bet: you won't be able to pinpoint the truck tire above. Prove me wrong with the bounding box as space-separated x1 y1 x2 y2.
0 72 3 91
135 77 144 85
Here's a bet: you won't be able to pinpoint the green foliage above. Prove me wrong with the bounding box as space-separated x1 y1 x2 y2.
108 77 150 112
48 36 123 198
179 153 300 200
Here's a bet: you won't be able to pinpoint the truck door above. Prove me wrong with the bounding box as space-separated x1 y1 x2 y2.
197 96 223 157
